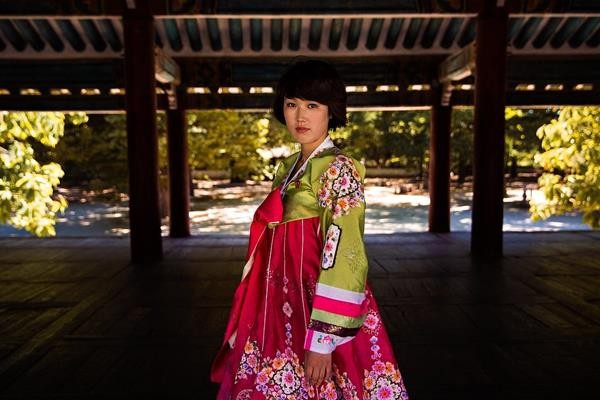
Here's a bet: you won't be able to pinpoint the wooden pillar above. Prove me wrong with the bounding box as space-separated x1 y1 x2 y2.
123 4 163 263
471 2 508 257
428 82 452 233
167 88 191 237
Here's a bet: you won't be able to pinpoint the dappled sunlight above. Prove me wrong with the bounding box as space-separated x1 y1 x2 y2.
0 185 591 237
451 205 470 212
365 186 430 206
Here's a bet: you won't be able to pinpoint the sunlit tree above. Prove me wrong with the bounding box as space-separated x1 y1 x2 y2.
334 110 430 177
0 112 87 236
505 107 558 177
188 111 290 182
530 106 600 228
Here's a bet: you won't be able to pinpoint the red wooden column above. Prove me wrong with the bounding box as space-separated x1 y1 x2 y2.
123 4 163 262
166 88 191 237
428 82 452 232
471 2 508 257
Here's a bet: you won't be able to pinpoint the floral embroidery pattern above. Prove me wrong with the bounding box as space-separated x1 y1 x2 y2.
318 364 359 400
321 224 341 270
282 144 337 193
235 389 252 400
316 332 338 347
363 360 408 400
318 155 365 219
345 238 368 273
283 276 289 294
255 347 313 399
235 339 262 383
368 336 382 361
283 302 293 318
361 309 380 336
284 322 293 346
362 308 409 400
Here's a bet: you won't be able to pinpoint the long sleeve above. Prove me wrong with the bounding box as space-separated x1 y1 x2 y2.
304 154 369 354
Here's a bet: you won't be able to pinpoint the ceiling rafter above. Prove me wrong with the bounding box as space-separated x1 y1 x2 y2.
0 15 598 59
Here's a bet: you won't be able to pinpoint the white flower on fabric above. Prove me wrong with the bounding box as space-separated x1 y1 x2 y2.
282 302 293 318
318 155 364 219
321 224 341 270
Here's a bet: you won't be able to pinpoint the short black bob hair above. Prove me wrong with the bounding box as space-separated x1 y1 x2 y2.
272 59 347 131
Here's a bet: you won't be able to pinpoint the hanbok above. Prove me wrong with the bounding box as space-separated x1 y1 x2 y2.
211 137 410 400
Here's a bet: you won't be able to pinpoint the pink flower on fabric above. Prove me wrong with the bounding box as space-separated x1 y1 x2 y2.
377 385 393 399
247 355 257 368
339 175 349 189
282 302 293 318
373 361 386 374
324 387 337 400
283 370 295 386
364 313 379 330
318 154 364 219
256 371 269 385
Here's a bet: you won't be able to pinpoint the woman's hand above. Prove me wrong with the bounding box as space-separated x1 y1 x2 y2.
304 350 332 387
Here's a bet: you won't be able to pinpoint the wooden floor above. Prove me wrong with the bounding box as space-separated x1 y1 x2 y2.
0 232 599 400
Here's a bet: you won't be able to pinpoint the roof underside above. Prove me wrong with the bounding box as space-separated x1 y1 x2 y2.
0 0 599 110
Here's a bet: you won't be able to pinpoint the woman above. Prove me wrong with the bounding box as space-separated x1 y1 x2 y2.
211 60 410 400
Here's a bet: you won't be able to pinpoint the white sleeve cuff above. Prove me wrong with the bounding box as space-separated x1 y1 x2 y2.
303 328 354 354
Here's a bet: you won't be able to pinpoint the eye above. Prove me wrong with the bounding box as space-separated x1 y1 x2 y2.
308 103 319 109
285 102 296 108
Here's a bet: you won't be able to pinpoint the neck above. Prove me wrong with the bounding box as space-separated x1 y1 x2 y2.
300 134 328 160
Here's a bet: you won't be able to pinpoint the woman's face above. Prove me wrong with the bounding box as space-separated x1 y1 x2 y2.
283 97 329 147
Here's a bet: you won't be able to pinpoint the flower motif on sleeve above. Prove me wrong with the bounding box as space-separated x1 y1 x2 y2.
321 224 341 270
318 155 365 219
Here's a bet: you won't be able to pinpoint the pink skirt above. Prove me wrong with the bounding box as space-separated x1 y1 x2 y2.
211 215 410 400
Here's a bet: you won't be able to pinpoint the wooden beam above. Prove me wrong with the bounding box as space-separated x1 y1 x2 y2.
123 3 163 263
2 89 600 111
2 0 600 16
166 88 191 238
439 42 475 83
2 57 599 90
428 82 451 233
470 1 508 258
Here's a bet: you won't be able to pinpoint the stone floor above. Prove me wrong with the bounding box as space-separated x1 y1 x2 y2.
0 231 599 399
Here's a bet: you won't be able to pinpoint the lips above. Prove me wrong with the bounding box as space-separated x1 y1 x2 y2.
295 127 309 133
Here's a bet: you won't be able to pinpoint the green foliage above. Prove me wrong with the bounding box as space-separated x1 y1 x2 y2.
0 112 86 236
449 107 556 183
450 108 474 183
505 107 558 176
530 106 600 228
52 114 130 195
188 111 290 182
334 111 430 176
53 111 291 190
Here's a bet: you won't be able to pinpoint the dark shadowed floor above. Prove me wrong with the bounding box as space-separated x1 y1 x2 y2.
0 232 599 399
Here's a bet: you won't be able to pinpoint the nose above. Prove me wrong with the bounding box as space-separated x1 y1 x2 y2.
296 106 308 122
